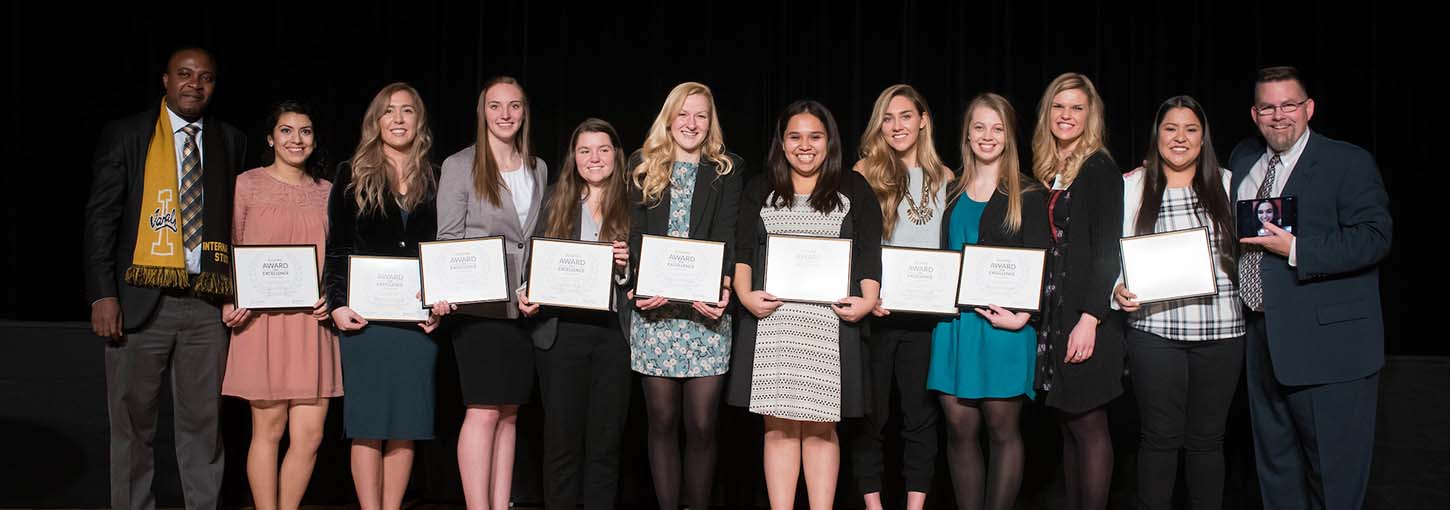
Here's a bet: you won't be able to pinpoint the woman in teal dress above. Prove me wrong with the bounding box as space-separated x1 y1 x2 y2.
928 93 1049 510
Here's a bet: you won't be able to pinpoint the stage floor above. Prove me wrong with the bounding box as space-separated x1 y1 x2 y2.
3 321 1446 509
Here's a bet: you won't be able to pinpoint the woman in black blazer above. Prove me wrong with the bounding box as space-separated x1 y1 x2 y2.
519 118 633 510
625 82 743 510
322 82 446 510
1029 73 1125 510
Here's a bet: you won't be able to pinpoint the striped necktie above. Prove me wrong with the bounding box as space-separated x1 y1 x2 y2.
1239 154 1280 311
179 124 203 252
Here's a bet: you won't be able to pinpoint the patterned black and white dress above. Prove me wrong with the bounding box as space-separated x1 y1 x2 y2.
748 193 851 422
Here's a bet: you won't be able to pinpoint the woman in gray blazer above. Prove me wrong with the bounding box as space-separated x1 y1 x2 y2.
436 76 548 510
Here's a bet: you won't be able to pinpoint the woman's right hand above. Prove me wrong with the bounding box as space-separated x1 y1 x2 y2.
1065 313 1099 364
221 303 253 328
429 297 457 318
518 289 541 317
973 304 1030 331
740 290 782 319
310 298 330 321
629 289 669 311
331 306 368 332
612 240 630 269
1113 283 1140 312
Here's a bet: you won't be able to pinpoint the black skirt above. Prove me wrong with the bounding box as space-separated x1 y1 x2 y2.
452 316 536 405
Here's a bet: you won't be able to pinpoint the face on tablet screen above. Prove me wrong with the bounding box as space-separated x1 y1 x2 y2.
1238 197 1295 238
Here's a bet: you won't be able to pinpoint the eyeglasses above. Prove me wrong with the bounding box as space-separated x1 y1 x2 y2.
1254 98 1311 117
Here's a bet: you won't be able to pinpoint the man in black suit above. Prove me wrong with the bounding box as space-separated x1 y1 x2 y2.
1232 66 1391 509
83 47 246 510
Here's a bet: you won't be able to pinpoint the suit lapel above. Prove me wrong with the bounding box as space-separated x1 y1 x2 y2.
571 205 584 240
497 167 525 237
1280 133 1321 199
384 183 407 237
130 109 161 189
198 117 233 239
200 118 229 185
1229 163 1248 202
649 173 673 235
521 161 547 236
689 161 717 239
1229 141 1262 202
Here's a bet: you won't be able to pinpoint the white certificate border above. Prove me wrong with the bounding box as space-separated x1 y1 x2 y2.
880 246 962 316
346 255 427 322
763 234 855 305
418 236 511 307
634 234 727 303
231 244 320 311
526 237 615 311
956 245 1046 313
1119 227 1219 305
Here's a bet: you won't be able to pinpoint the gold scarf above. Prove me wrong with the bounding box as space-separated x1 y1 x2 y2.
123 98 233 297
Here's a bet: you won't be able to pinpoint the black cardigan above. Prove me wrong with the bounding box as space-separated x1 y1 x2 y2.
725 170 884 416
936 173 1051 322
939 174 1051 251
1049 151 1123 322
322 161 440 311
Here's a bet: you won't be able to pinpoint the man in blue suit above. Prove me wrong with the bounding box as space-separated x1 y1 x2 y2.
1232 66 1392 509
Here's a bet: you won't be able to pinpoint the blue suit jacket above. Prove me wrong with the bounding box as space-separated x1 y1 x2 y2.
1229 131 1392 386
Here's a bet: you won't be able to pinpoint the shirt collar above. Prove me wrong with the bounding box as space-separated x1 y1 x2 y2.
166 105 205 135
1266 127 1311 164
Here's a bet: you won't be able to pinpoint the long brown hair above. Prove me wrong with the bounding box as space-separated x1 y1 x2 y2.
544 118 631 242
349 82 435 215
1031 72 1107 188
949 93 1029 233
857 84 952 239
471 76 535 207
1136 95 1237 278
632 82 734 206
766 100 845 213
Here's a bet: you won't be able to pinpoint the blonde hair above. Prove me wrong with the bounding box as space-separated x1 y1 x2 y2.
857 84 952 240
950 93 1028 233
1031 72 1107 188
632 82 734 205
470 76 534 207
349 82 435 215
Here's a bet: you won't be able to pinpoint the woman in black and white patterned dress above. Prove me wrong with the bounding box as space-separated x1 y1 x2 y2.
728 100 883 510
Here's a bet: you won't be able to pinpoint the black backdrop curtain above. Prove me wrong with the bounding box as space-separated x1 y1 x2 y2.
3 1 1422 353
5 2 1424 354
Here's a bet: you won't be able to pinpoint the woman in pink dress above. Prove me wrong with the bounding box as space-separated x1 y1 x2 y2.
220 100 342 510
